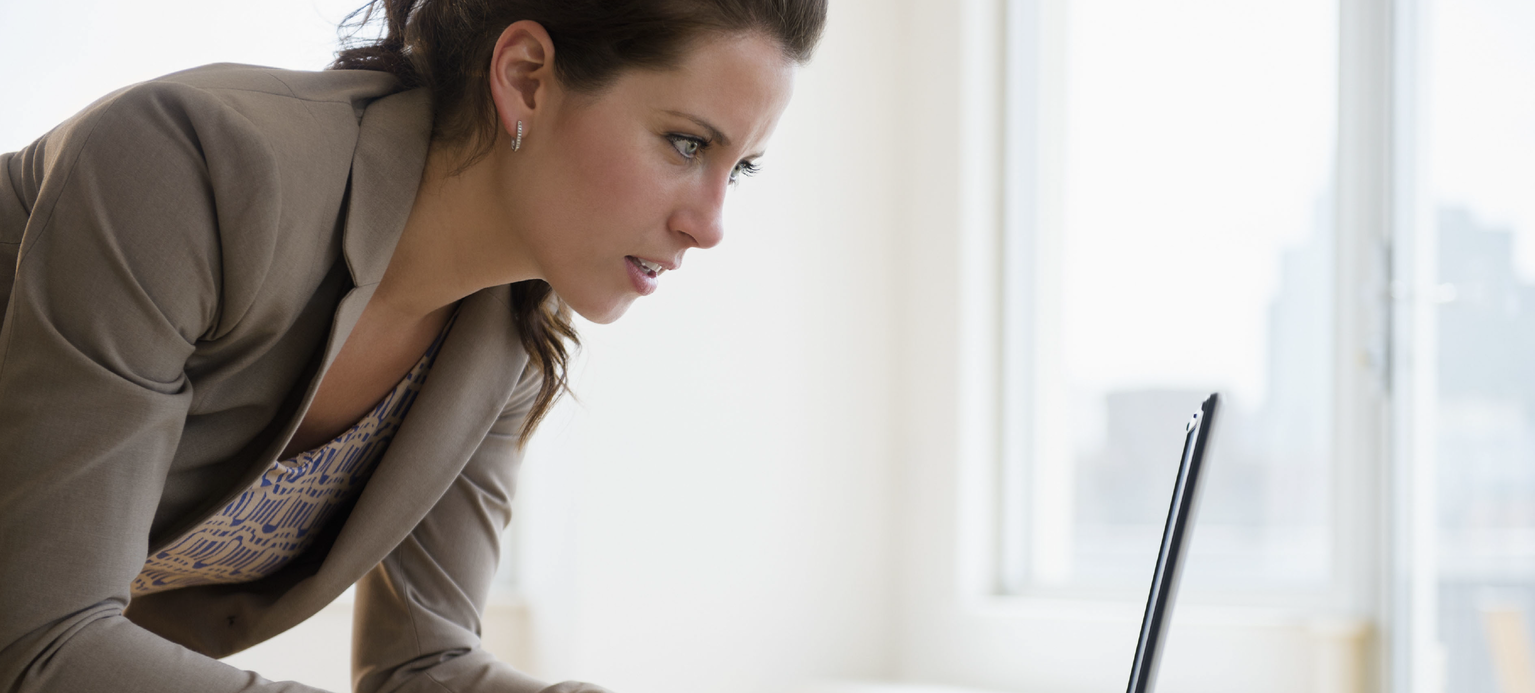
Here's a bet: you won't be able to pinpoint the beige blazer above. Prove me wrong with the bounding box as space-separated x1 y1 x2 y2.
0 64 602 693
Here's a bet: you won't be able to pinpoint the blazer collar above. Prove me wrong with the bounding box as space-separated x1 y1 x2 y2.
340 86 433 288
306 84 433 391
329 285 528 568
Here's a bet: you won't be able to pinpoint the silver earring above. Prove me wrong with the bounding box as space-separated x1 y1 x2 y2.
513 121 523 152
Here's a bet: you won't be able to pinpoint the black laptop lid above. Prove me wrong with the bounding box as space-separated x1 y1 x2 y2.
1125 393 1220 693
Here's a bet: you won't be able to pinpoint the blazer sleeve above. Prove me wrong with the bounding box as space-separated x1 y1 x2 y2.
0 82 328 692
351 368 612 693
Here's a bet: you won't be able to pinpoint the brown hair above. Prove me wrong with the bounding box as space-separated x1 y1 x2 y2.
330 0 827 445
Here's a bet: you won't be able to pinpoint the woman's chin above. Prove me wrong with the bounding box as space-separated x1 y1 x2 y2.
566 294 637 325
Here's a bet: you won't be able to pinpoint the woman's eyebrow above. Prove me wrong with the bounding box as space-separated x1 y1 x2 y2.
664 110 731 147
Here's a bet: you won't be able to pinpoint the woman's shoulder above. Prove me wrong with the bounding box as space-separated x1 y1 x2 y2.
146 62 404 118
74 64 403 163
2 64 410 341
20 64 403 179
7 65 402 210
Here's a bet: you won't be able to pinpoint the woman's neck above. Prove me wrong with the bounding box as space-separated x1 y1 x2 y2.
372 138 538 322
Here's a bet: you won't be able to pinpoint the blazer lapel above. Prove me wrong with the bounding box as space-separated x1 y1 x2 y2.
306 84 433 387
331 284 528 568
261 84 430 477
337 87 432 289
259 285 529 628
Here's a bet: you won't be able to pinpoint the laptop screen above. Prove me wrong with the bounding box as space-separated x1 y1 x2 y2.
1125 393 1219 693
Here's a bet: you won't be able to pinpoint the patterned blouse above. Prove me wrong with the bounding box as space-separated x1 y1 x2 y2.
131 311 457 597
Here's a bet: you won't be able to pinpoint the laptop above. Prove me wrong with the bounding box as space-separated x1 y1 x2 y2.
1124 393 1220 693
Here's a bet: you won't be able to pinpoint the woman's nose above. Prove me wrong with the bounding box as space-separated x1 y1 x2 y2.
671 184 727 250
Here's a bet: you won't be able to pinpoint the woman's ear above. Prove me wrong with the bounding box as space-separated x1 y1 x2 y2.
488 20 557 140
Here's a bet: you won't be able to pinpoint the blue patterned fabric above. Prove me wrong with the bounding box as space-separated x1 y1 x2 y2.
131 311 457 597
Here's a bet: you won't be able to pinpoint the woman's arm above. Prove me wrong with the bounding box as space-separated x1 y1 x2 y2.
0 79 328 692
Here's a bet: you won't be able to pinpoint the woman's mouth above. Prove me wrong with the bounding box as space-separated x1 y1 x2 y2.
629 256 665 277
625 256 663 296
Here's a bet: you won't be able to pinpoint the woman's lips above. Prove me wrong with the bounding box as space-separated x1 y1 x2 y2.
625 256 658 296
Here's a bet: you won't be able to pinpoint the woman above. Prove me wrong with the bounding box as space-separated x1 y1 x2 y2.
0 0 826 691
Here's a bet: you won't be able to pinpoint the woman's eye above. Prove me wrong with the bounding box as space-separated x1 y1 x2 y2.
729 160 762 185
669 135 704 159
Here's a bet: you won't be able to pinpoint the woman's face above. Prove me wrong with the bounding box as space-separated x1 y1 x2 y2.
502 32 796 324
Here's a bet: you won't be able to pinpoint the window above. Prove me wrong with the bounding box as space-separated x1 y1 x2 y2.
990 0 1535 690
999 0 1343 600
1425 1 1535 690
